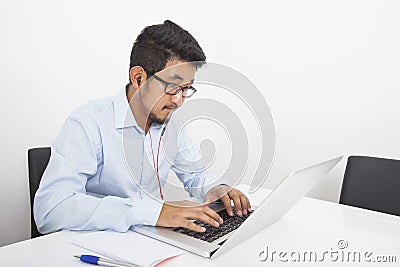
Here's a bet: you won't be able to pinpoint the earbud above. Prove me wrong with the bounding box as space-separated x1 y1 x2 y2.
137 78 141 87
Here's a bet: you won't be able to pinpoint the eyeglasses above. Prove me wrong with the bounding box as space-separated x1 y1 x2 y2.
152 75 197 98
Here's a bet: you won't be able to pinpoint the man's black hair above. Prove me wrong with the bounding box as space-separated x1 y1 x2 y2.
128 20 206 84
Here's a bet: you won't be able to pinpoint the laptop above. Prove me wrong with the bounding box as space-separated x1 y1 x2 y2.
133 156 343 259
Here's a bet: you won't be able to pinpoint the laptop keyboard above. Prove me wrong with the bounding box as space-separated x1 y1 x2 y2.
173 208 253 243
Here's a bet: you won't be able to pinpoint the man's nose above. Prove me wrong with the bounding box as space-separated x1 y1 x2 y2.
170 92 183 105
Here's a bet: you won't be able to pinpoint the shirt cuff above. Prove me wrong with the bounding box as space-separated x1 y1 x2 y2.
126 196 164 226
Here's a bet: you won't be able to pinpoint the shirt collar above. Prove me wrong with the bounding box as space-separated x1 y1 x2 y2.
113 88 138 129
113 88 164 130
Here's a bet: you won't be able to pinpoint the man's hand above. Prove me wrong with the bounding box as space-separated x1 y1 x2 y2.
156 200 224 232
205 185 251 217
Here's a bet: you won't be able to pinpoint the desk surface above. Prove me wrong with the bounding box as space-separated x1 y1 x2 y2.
2 186 400 266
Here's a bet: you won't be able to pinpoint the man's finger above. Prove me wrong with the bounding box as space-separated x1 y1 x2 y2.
234 189 251 214
239 193 250 215
220 194 233 216
244 194 252 212
202 205 223 224
229 190 243 216
193 210 221 228
184 220 206 233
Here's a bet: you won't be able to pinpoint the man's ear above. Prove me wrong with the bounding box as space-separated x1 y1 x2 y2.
129 66 147 89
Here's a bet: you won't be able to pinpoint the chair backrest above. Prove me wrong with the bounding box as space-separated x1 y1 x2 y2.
339 155 400 216
27 147 51 238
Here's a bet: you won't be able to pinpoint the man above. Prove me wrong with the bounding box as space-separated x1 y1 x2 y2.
34 20 251 235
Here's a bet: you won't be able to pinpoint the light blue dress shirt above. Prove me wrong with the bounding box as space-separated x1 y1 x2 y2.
34 89 223 234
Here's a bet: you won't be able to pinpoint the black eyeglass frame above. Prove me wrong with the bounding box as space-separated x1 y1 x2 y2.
152 75 197 98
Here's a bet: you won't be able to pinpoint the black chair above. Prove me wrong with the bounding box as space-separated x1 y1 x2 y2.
339 155 400 216
28 147 51 238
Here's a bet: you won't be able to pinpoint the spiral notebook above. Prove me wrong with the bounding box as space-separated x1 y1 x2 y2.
71 230 184 267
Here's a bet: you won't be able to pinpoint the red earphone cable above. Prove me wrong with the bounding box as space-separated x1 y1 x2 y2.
148 130 164 200
138 85 164 200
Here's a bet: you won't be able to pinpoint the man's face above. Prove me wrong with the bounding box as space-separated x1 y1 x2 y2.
141 60 196 124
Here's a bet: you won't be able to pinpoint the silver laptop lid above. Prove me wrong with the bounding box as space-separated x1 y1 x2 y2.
211 156 343 258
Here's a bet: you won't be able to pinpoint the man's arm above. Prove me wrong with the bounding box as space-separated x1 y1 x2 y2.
33 116 163 234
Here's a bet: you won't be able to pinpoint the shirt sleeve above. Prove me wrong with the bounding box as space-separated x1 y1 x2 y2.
170 126 228 200
33 116 163 234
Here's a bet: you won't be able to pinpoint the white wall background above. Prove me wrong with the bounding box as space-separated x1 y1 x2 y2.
1 0 400 247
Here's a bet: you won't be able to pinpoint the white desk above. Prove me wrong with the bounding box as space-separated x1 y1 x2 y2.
1 186 400 266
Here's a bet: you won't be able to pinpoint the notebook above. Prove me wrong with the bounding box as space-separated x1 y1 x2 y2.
71 230 184 267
